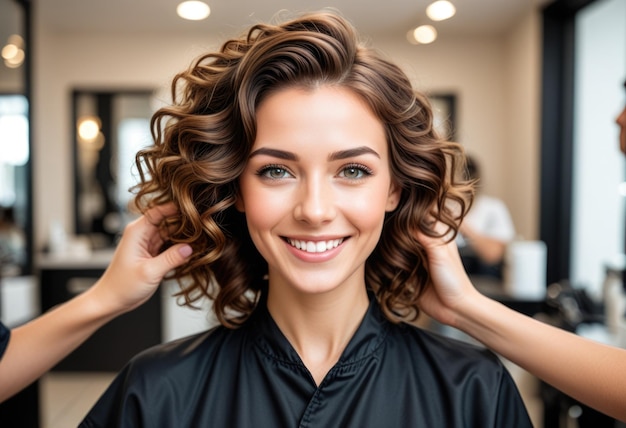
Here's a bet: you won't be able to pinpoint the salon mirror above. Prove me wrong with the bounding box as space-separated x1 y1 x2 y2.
72 89 155 248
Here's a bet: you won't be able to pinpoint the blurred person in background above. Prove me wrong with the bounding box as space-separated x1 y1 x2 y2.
456 154 515 279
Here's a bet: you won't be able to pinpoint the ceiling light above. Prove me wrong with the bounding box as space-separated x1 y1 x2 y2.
176 1 210 21
426 1 456 22
412 25 438 44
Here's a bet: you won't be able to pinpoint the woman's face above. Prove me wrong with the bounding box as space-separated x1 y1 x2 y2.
238 86 400 297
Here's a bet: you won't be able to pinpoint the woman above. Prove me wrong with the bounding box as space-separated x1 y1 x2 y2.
80 11 532 427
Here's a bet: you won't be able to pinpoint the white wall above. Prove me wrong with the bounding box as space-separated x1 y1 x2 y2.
376 33 508 191
31 5 542 250
502 8 542 241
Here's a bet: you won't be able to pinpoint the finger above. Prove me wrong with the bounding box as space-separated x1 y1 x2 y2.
144 203 178 226
416 222 456 248
150 243 192 277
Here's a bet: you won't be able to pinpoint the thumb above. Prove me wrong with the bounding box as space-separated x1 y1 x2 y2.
151 244 193 278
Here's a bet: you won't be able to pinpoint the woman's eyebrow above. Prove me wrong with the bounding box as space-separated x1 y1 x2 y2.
328 146 380 161
248 146 380 161
248 148 298 161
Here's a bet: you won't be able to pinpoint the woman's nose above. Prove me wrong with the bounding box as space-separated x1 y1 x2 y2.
293 176 337 225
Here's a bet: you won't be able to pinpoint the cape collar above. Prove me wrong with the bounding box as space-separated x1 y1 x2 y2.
250 293 390 366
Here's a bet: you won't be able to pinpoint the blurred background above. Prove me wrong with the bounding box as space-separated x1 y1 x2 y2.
0 0 625 426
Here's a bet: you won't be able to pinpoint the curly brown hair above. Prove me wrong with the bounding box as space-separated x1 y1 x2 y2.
134 10 473 327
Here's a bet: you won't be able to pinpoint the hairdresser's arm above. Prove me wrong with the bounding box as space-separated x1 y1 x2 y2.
417 228 626 422
0 204 192 402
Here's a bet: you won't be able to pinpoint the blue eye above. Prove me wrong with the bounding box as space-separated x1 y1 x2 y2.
340 164 373 180
257 165 292 179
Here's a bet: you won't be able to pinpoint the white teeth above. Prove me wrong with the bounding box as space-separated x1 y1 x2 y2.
288 238 343 253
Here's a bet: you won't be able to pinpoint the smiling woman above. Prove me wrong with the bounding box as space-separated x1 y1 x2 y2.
80 10 533 427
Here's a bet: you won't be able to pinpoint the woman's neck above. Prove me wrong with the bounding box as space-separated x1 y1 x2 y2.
266 284 369 385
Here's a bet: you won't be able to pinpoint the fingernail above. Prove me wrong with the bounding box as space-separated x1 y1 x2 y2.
178 244 193 258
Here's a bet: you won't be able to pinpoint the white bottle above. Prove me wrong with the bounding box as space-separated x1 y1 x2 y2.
503 240 547 300
602 265 626 336
48 220 68 256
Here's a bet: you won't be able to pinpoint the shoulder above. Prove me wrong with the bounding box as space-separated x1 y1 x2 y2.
396 323 492 354
385 323 527 404
383 323 531 425
388 322 505 373
112 322 259 397
125 323 246 378
81 324 246 426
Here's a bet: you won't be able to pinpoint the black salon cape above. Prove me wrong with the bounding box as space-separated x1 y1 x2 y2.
80 298 532 428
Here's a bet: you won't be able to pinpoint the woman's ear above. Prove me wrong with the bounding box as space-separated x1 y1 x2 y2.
385 182 401 212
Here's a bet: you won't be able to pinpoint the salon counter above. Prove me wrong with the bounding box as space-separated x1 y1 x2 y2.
36 250 216 371
38 250 162 372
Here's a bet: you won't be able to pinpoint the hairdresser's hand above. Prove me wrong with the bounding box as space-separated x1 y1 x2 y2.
88 203 193 316
416 224 481 327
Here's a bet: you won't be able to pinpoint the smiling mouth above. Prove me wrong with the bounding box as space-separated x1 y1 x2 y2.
285 238 345 253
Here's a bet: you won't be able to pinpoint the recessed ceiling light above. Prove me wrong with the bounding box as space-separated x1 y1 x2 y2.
412 25 438 44
176 1 210 21
426 1 456 22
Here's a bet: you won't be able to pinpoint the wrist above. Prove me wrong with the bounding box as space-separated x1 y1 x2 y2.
78 278 128 323
448 287 494 332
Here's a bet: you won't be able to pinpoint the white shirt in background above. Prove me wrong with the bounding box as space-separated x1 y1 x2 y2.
457 194 515 247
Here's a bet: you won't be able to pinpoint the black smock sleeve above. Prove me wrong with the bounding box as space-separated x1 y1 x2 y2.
0 321 10 360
